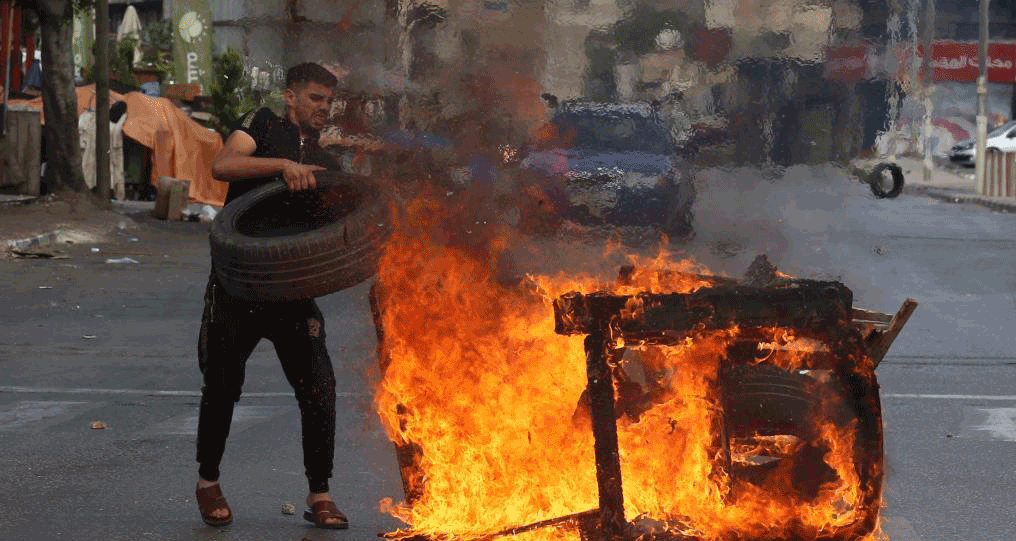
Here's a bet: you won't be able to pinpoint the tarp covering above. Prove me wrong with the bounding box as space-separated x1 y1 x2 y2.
3 85 227 206
121 91 226 206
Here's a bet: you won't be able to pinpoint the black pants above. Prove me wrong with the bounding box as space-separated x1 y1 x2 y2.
196 272 336 493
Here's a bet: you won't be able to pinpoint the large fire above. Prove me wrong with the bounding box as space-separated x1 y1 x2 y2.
373 196 885 541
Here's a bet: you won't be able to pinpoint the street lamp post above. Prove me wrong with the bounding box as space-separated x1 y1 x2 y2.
922 0 935 183
975 0 990 194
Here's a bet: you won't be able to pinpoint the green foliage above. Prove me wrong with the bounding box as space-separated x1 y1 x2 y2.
140 17 173 54
110 36 138 86
210 47 256 137
139 19 174 82
72 0 95 17
611 8 697 57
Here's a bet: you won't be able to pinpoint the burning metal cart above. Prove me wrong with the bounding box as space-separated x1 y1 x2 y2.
381 255 917 541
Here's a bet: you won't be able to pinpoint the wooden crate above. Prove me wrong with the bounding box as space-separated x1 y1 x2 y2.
0 105 42 196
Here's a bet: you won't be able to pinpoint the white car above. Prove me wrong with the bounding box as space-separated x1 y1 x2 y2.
949 120 1016 166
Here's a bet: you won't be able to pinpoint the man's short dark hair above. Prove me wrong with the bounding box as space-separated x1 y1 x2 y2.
286 63 338 90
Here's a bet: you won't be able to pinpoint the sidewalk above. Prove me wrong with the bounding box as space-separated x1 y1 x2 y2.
890 156 1016 213
0 194 153 254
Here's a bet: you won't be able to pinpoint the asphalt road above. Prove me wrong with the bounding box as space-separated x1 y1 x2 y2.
1 164 1015 541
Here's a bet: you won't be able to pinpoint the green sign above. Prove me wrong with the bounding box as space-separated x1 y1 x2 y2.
72 8 94 78
173 0 213 93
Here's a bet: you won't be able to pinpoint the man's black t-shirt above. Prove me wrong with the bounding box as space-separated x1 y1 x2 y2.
225 107 340 205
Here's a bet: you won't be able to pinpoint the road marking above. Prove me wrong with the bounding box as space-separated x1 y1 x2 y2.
0 386 368 398
0 400 104 431
958 407 1016 441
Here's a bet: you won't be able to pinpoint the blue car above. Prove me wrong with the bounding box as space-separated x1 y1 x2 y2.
521 101 695 240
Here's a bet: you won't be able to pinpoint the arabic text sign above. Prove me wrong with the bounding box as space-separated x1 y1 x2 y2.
73 9 95 77
824 44 868 82
172 0 213 94
930 42 1016 83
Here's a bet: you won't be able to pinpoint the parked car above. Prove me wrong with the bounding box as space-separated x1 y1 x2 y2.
949 120 1016 166
521 101 695 240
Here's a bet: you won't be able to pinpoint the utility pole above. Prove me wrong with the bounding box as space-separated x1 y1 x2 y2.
922 0 935 183
1011 1 1016 120
95 0 110 202
975 0 990 194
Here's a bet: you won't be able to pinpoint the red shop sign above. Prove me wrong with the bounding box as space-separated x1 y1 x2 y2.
925 42 1016 83
825 44 868 82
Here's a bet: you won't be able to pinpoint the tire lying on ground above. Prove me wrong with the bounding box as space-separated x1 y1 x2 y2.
867 162 905 199
209 171 391 302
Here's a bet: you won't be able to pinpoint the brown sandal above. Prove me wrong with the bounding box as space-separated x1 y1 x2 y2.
303 500 348 529
195 483 233 527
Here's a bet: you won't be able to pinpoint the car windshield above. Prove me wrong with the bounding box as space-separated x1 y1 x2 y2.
551 109 673 154
988 121 1016 138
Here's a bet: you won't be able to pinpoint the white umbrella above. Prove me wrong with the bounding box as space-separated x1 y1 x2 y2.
116 5 143 67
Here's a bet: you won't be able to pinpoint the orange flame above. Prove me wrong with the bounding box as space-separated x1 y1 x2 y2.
374 196 884 541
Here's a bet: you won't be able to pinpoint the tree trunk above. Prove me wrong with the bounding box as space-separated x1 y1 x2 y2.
31 0 85 193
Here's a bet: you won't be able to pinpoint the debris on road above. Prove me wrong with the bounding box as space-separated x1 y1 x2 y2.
183 204 220 223
9 249 69 259
90 421 108 430
281 502 296 515
82 335 97 340
105 257 140 264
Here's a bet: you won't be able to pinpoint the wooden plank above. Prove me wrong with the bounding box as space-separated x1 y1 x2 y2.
554 281 853 338
1 108 41 193
584 333 626 538
851 307 893 324
24 107 40 195
868 299 919 367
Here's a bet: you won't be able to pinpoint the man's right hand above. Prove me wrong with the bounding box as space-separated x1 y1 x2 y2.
283 161 326 191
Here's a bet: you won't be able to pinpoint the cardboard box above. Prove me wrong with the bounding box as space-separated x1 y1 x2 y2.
153 176 190 221
163 83 202 102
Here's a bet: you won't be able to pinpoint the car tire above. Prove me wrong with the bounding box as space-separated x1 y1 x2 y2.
209 171 391 302
868 162 904 199
721 362 818 437
663 178 696 240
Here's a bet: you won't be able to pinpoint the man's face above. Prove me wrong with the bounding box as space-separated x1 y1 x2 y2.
285 82 335 134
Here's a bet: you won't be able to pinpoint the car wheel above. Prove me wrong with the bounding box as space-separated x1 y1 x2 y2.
662 179 696 240
719 359 884 538
209 171 391 302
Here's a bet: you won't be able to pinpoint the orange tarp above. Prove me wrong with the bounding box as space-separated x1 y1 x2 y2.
2 86 126 119
4 84 227 207
120 92 226 206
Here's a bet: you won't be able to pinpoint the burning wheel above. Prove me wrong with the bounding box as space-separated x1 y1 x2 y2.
209 171 390 302
867 162 904 199
720 357 885 536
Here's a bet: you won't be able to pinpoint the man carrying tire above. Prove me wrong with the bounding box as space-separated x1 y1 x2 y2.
194 62 349 530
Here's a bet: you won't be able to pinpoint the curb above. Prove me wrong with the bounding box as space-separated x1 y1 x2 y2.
3 229 64 252
904 185 1016 213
